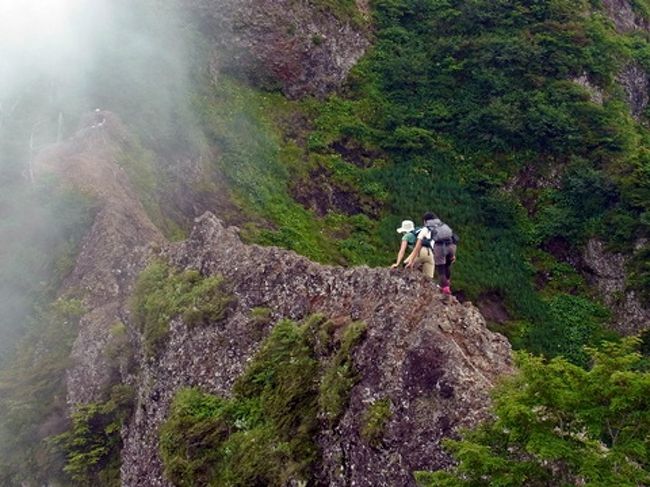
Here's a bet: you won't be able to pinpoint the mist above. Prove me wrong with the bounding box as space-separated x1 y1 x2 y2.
0 0 203 361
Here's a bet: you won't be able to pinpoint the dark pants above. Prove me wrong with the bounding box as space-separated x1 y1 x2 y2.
434 243 456 288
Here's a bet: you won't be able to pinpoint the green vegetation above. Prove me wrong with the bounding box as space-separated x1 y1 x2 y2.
249 307 274 341
159 315 366 486
196 77 388 266
3 0 650 483
0 301 134 486
415 338 650 486
538 294 613 366
131 260 234 357
114 136 186 241
52 385 135 486
304 0 367 26
49 0 643 366
248 0 650 361
250 307 273 326
361 398 392 447
0 298 85 486
0 182 95 362
319 320 368 425
182 0 650 365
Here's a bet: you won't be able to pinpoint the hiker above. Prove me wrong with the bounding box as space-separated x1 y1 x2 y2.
407 212 457 295
400 219 435 280
391 220 419 269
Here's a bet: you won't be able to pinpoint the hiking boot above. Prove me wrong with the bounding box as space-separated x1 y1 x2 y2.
441 286 452 295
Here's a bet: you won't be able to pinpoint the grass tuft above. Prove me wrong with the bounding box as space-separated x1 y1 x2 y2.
131 261 234 357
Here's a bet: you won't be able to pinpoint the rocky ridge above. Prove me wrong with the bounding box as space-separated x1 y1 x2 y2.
35 112 165 405
121 213 512 486
34 110 513 486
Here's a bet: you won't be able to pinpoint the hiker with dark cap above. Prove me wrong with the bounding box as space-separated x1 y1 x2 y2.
391 219 421 270
406 212 457 295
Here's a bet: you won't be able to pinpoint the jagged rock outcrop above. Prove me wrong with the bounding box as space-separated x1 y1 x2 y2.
183 0 370 98
582 238 650 336
617 63 650 120
602 0 650 32
37 114 513 484
121 213 512 486
35 112 165 405
600 0 650 119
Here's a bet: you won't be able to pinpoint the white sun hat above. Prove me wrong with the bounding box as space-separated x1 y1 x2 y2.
396 220 415 233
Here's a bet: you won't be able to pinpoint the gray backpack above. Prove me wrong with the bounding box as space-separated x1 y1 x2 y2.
423 219 454 247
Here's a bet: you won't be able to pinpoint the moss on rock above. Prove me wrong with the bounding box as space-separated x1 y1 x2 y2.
159 315 367 486
319 320 367 426
361 398 392 448
131 261 234 358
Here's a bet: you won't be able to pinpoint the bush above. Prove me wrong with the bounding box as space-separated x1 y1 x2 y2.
415 338 650 486
52 385 135 486
361 398 392 447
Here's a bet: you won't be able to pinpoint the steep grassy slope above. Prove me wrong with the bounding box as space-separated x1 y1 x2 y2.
205 0 650 362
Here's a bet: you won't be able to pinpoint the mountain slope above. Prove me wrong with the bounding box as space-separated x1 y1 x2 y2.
122 213 512 485
2 0 650 484
25 109 511 486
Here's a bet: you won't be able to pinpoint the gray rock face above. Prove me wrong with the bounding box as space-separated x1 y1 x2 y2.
35 113 511 487
599 1 650 119
183 0 370 98
582 238 650 336
121 213 512 486
573 73 604 105
617 64 650 120
602 0 649 32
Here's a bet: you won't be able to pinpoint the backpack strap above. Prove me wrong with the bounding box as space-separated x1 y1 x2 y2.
418 226 434 248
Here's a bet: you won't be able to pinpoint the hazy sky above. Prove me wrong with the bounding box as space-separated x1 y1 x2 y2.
0 0 199 360
0 0 108 97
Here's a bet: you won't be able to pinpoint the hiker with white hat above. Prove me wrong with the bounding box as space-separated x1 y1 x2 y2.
391 220 429 275
399 214 436 280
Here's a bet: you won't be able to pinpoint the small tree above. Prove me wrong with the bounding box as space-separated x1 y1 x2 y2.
416 338 650 486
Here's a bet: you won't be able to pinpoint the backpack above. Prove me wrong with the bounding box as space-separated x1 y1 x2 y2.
423 219 455 247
